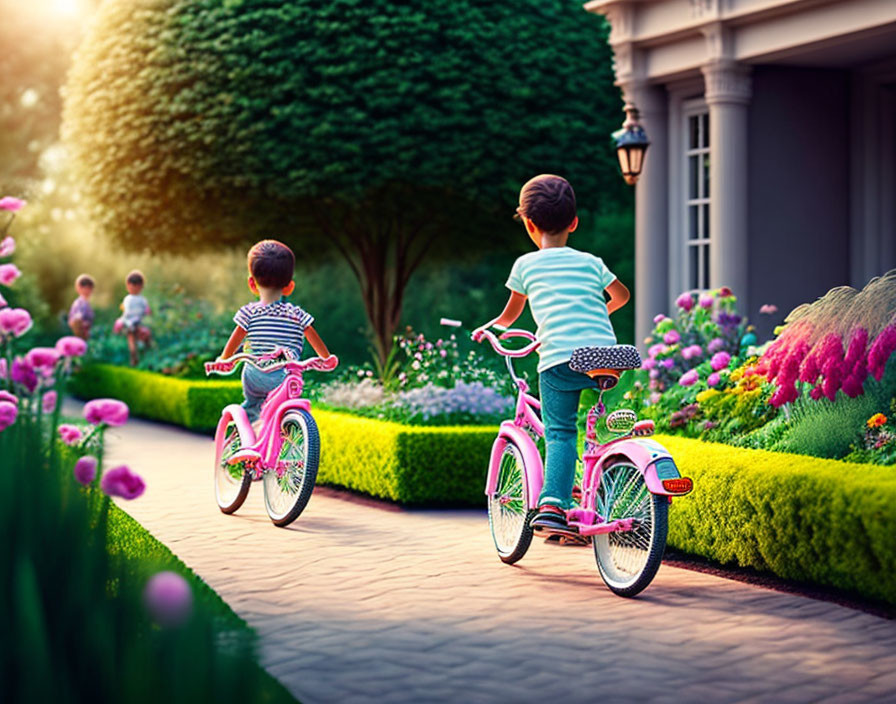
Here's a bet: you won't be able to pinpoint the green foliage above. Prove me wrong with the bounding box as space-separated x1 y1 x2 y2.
661 434 896 605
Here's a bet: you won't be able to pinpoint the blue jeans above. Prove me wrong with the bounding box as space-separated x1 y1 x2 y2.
241 365 287 423
538 363 596 509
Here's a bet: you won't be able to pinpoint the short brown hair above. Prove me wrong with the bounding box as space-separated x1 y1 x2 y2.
126 270 144 286
75 274 95 289
518 174 577 235
248 240 294 289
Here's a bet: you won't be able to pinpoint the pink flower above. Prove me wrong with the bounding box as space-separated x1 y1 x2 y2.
0 359 5 379
101 465 145 499
660 358 675 369
710 352 731 371
42 390 57 414
0 237 13 257
703 420 717 430
0 196 26 212
653 314 667 324
113 319 125 334
439 349 447 358
868 325 896 382
681 344 703 361
648 343 664 358
642 358 656 370
84 398 129 427
56 336 88 357
718 287 733 298
809 385 824 401
11 358 37 393
759 304 778 315
679 369 699 387
699 294 714 309
0 401 17 431
676 293 694 312
143 572 193 627
663 330 680 345
0 390 16 405
25 347 60 370
648 392 662 404
707 372 720 387
707 337 725 354
73 456 97 485
58 423 84 446
649 369 660 380
0 263 21 286
0 307 32 337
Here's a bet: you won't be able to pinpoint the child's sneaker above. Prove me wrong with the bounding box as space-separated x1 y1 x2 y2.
530 505 586 544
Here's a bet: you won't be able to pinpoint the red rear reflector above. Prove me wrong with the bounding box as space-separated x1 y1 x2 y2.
662 478 693 494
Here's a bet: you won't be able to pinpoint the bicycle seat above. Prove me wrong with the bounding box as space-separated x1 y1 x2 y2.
569 345 642 390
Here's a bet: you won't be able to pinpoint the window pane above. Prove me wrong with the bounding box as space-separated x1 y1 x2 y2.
689 155 699 200
689 205 699 240
701 243 710 289
689 115 699 150
689 245 699 289
704 203 710 240
702 113 709 148
703 154 710 199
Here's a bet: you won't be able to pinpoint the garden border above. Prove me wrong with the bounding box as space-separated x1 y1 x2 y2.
72 364 896 604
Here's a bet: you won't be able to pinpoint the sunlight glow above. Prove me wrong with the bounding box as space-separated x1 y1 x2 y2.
52 0 81 17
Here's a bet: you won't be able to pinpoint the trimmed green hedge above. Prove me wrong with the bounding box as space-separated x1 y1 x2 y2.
72 365 496 505
661 434 896 604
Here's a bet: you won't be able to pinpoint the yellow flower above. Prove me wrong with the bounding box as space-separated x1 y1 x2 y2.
730 368 744 382
696 389 720 404
867 413 887 429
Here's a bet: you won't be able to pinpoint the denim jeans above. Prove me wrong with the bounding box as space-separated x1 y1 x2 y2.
241 365 287 423
538 362 596 509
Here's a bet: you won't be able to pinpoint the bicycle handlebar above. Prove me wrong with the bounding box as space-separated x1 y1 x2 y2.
204 351 339 377
478 329 540 358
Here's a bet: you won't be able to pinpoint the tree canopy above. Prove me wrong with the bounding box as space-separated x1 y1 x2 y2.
64 0 627 358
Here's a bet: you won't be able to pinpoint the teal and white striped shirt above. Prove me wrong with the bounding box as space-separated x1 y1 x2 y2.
506 247 617 372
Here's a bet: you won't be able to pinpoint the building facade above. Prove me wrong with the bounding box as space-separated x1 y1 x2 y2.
586 0 896 344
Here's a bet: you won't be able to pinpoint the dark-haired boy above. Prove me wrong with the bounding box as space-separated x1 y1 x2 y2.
219 239 332 422
473 175 630 542
114 269 152 365
68 273 95 340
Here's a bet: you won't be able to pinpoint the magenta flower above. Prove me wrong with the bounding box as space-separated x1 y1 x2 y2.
647 343 664 358
679 369 699 387
0 237 13 257
710 352 731 371
73 456 97 486
759 304 778 315
26 346 60 371
143 572 193 627
0 307 32 337
868 325 896 382
101 465 145 499
809 385 824 401
675 293 694 312
707 372 720 387
58 423 84 446
84 399 129 427
11 358 37 393
703 420 717 430
56 336 88 357
0 263 21 286
0 197 26 212
653 314 667 324
663 330 681 345
699 294 714 309
681 344 703 361
660 358 675 369
707 337 725 354
0 401 17 431
0 390 16 405
642 358 656 370
42 391 57 414
718 287 733 298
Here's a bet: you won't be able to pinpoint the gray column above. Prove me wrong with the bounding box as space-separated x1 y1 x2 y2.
702 59 751 303
625 83 668 349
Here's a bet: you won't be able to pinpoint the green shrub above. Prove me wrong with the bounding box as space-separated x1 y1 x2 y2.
661 434 896 604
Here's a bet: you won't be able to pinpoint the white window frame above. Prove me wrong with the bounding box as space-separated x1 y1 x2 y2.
683 98 711 292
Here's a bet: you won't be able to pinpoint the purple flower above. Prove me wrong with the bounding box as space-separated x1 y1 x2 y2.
0 196 26 212
11 358 37 393
101 465 145 499
0 307 32 337
26 347 60 370
73 456 97 485
84 399 129 427
0 236 13 257
660 358 675 369
0 401 17 431
679 369 699 386
699 294 714 309
759 304 778 315
663 330 681 345
143 572 193 627
708 337 725 354
0 390 16 405
703 420 717 430
59 423 84 446
675 293 694 312
717 312 742 328
56 336 88 357
707 372 721 387
711 352 732 371
42 391 57 414
0 263 21 286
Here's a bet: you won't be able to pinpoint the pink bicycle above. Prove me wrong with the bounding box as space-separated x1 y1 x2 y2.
204 352 338 527
477 328 693 597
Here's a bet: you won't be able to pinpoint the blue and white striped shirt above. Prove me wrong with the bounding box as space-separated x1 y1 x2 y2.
234 300 314 359
506 247 617 372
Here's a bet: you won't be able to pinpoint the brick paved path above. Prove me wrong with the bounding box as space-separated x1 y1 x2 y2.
105 417 896 704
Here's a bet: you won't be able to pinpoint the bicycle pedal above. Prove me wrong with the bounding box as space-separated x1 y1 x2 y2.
228 449 262 465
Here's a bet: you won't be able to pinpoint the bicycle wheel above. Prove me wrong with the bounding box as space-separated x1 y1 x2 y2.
487 440 535 564
263 409 319 527
214 415 251 514
593 461 668 597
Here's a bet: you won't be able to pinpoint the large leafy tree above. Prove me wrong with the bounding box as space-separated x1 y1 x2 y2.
64 0 626 361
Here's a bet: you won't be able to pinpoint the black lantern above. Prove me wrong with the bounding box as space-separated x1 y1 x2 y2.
612 103 650 186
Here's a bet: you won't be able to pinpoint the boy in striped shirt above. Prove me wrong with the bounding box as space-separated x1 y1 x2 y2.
220 240 332 422
473 175 630 543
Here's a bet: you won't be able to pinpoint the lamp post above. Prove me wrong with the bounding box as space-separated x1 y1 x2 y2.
612 102 650 186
